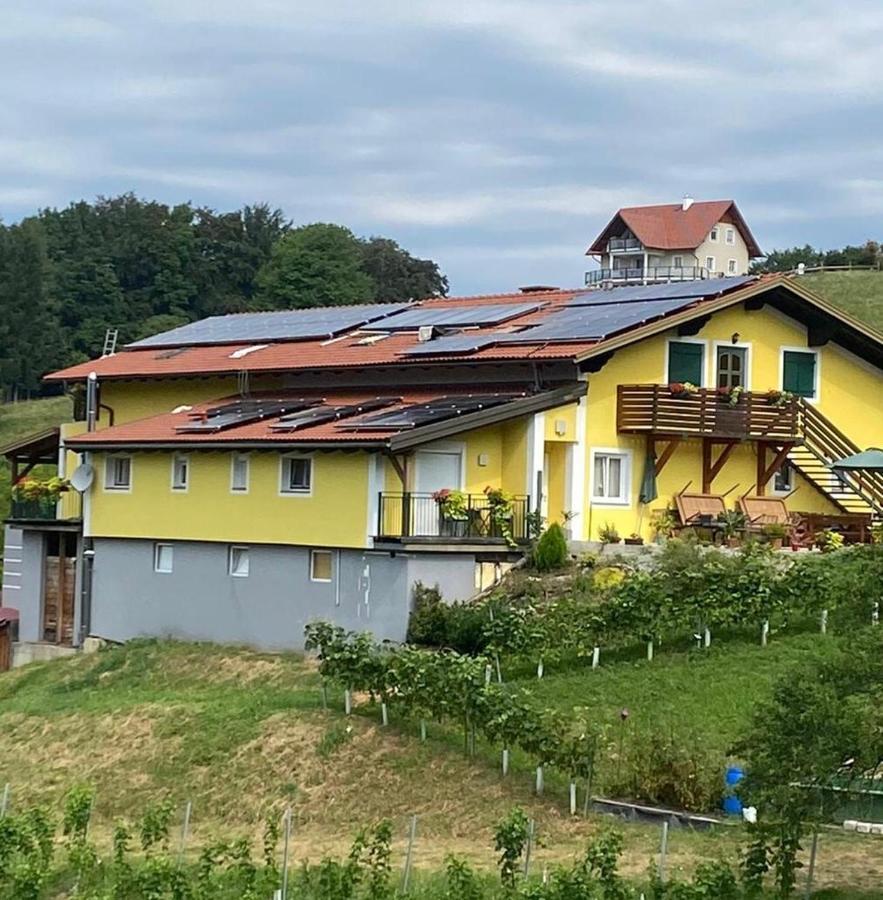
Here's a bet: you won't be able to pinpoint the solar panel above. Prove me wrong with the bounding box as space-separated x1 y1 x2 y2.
269 398 400 432
567 276 754 307
129 303 411 349
496 295 700 343
401 334 501 357
176 398 319 433
374 302 542 331
340 394 523 431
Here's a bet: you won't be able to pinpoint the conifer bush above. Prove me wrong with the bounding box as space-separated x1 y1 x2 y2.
532 523 569 572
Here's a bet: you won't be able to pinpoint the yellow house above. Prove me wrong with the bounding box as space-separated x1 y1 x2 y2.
4 273 883 651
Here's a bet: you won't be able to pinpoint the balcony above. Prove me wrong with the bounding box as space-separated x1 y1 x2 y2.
617 385 803 442
376 493 531 544
607 237 643 252
9 493 82 522
585 266 709 286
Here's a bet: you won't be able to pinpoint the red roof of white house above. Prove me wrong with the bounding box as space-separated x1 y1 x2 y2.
587 200 762 257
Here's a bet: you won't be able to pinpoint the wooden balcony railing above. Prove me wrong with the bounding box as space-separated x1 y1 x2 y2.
617 385 803 442
377 493 531 543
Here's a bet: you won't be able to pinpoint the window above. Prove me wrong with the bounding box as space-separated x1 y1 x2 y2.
228 545 250 577
773 462 793 494
667 341 704 386
154 543 173 573
705 256 716 272
171 454 189 491
672 255 683 269
310 549 333 582
716 346 747 389
231 453 249 492
105 455 132 491
280 456 312 494
709 227 719 242
725 227 735 245
727 258 738 275
591 451 630 505
782 349 817 398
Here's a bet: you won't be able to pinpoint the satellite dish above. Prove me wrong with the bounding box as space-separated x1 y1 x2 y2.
70 464 94 492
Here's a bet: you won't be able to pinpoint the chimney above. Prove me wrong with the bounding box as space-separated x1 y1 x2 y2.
682 195 694 211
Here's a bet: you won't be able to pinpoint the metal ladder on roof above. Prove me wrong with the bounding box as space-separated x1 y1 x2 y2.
101 329 119 357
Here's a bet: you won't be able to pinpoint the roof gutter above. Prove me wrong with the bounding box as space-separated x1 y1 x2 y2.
63 438 391 452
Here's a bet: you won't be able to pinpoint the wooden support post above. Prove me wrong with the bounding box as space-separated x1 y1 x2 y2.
756 442 767 497
654 438 680 476
703 439 738 493
758 443 795 492
702 438 712 493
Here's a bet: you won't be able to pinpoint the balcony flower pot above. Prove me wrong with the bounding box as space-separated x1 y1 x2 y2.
624 534 644 546
668 381 699 400
766 389 795 409
439 517 468 538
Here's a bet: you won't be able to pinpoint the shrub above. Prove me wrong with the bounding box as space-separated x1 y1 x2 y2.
406 582 448 647
598 523 621 544
532 523 569 572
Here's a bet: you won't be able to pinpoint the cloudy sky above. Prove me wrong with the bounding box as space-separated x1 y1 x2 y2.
2 1 883 293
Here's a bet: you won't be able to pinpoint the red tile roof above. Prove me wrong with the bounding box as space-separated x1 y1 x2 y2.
63 387 535 448
587 200 762 257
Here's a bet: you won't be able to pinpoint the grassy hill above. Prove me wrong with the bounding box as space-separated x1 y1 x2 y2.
801 271 883 332
1 638 880 894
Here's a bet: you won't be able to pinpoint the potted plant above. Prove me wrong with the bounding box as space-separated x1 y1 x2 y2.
598 522 621 545
716 385 744 407
872 522 883 545
653 508 678 543
624 532 644 546
484 486 516 547
761 522 788 549
765 389 796 409
668 381 699 399
11 476 70 517
432 488 469 537
717 509 746 547
814 528 845 553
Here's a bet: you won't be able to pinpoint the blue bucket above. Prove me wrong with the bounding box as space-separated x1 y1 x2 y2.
723 766 744 815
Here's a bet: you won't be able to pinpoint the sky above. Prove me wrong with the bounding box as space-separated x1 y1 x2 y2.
2 1 883 295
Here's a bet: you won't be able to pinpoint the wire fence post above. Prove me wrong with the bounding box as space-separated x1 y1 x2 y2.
401 814 417 894
657 820 669 883
281 806 293 900
804 830 819 899
178 800 192 861
0 784 9 818
523 819 535 879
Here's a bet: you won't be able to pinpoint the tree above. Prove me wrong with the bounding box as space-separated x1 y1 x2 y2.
360 236 448 301
256 223 375 309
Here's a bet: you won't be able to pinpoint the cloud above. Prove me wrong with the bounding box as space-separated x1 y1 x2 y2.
0 0 882 292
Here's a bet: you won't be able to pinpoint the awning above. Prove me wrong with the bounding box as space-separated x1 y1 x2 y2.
831 448 883 471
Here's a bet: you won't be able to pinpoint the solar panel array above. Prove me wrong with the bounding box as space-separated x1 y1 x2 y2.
176 398 319 433
494 295 701 344
130 303 411 349
374 302 542 331
567 275 754 307
402 334 501 357
269 398 400 433
341 393 522 431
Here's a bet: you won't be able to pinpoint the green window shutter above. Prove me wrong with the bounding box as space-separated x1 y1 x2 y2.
782 351 816 397
668 342 703 385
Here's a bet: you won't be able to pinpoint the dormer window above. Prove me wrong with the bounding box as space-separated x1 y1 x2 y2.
709 227 719 242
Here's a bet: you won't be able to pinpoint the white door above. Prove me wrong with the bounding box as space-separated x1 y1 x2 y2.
414 450 463 535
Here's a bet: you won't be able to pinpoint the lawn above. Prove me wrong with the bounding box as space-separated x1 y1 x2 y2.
802 271 883 333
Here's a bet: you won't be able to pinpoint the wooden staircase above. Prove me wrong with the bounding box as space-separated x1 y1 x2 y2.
787 401 883 519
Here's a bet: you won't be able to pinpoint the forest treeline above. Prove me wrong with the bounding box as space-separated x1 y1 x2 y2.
751 239 883 272
0 194 448 399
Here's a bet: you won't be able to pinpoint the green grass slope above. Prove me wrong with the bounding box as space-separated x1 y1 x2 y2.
1 639 880 892
801 271 883 333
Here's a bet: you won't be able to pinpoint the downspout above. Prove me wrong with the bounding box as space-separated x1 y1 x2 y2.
78 372 98 644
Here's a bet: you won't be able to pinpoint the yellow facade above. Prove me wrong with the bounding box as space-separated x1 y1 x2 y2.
578 304 880 541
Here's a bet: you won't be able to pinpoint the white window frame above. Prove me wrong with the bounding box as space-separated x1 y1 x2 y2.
154 542 173 574
104 455 133 492
778 346 820 404
713 340 753 391
709 227 719 242
705 255 716 273
230 452 250 493
727 258 738 275
725 227 735 245
663 337 708 387
279 455 313 496
770 461 794 497
310 549 334 583
228 545 250 577
589 448 632 507
170 453 190 492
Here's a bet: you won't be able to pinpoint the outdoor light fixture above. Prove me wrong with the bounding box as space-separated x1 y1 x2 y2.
731 332 740 344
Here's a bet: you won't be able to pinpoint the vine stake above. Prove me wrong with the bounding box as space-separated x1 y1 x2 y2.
401 814 418 894
0 783 8 818
281 806 293 900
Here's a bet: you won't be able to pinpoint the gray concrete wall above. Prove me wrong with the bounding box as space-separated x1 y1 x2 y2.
3 526 44 643
89 538 478 650
406 553 477 603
